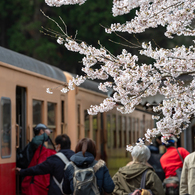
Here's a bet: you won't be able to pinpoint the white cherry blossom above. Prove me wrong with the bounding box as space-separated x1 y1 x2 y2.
44 0 195 146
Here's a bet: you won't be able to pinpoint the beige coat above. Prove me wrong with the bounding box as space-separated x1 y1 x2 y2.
180 151 195 195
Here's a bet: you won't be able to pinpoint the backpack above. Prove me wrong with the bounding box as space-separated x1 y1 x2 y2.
21 145 56 195
163 176 179 195
16 144 31 169
53 152 70 194
68 160 105 195
17 135 49 169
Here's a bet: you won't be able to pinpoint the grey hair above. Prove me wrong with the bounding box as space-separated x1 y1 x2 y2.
131 145 151 163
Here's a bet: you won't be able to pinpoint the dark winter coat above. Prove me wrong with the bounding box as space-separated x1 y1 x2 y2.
63 151 115 195
20 149 75 195
112 163 165 195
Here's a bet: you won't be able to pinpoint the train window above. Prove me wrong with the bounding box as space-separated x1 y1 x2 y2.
128 131 131 145
142 114 146 133
132 118 135 130
124 131 126 147
47 102 56 148
122 117 126 147
84 110 90 137
113 130 117 148
77 105 81 140
133 131 135 143
1 97 11 158
107 115 111 148
61 100 65 134
61 101 64 123
112 115 116 148
47 102 56 126
137 118 140 138
119 130 122 148
122 116 126 131
118 116 122 148
93 115 98 144
33 100 43 125
140 119 144 136
127 117 131 144
132 118 135 143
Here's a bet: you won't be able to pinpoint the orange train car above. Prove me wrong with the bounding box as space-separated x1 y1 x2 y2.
0 46 68 194
0 46 155 194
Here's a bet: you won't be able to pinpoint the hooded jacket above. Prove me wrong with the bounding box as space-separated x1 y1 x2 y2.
180 151 195 195
63 151 115 194
112 163 165 195
20 149 75 195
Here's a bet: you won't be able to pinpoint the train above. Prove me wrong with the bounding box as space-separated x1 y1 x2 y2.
0 46 191 195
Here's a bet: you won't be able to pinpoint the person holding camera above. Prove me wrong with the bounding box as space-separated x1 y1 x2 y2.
28 123 52 163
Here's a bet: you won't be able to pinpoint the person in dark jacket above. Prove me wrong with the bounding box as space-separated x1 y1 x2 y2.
63 138 115 195
16 134 75 195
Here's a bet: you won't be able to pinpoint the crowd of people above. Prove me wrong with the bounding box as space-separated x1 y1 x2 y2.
16 124 193 195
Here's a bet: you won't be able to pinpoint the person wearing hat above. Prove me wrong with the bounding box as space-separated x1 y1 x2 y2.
16 134 75 195
28 123 52 164
160 135 189 179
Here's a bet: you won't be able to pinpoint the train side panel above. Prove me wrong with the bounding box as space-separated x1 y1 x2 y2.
0 62 67 194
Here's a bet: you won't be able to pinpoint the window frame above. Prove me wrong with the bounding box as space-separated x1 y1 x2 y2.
1 97 12 159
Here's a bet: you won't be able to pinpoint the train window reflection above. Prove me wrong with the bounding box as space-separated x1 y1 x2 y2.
33 100 42 125
47 102 56 126
1 97 11 158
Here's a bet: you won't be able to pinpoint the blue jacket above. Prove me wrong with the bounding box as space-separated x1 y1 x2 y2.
63 151 115 194
20 149 75 195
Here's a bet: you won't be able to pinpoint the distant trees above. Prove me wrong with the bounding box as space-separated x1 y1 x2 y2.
0 0 130 74
1 0 190 76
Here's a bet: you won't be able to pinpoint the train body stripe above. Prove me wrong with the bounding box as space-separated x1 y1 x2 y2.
0 162 16 195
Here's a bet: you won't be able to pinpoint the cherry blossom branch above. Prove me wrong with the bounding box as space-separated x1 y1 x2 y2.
43 0 195 146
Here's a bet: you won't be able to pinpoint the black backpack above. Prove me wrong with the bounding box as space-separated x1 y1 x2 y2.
16 144 31 169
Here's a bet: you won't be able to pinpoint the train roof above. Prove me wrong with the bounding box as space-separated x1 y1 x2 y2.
80 80 107 95
71 74 108 95
0 46 66 82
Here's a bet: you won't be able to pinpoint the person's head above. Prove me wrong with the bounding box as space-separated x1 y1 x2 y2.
163 135 177 148
131 145 151 163
55 134 71 152
75 138 96 158
33 123 52 136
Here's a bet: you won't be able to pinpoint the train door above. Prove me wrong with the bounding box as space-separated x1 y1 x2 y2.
16 86 27 195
